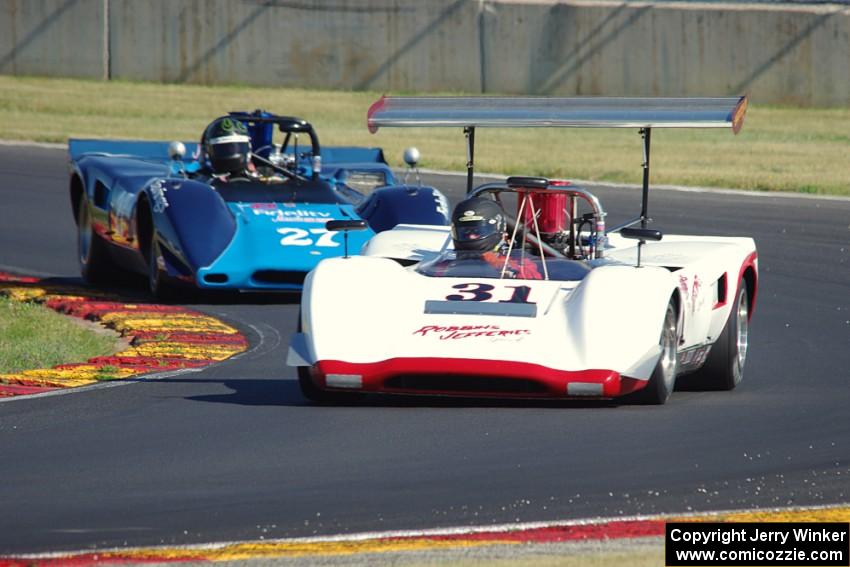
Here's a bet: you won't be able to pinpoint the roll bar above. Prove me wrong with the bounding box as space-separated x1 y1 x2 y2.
472 181 608 262
229 110 322 179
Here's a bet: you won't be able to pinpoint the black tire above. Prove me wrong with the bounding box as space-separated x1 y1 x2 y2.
689 284 749 390
630 298 679 405
147 233 180 302
295 312 357 404
297 366 362 404
77 198 113 284
298 366 336 403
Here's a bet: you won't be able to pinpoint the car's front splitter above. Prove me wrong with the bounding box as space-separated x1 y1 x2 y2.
308 357 647 399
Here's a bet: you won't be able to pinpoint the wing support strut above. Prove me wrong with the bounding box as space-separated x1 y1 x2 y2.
640 127 651 228
366 95 747 217
465 126 476 194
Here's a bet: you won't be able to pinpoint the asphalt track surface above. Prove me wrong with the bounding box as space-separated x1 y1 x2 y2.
0 145 848 555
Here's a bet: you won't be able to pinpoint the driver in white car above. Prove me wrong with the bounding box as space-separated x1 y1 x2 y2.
420 196 543 280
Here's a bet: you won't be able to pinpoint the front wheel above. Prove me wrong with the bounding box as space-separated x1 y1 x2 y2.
297 366 363 405
630 298 679 405
690 284 749 390
298 366 332 403
147 233 180 302
296 312 358 404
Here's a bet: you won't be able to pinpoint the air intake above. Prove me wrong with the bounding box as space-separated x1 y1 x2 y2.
252 270 308 286
384 375 548 394
203 273 229 284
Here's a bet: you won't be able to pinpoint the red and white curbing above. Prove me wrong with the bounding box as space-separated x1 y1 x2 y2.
0 504 847 565
0 272 247 397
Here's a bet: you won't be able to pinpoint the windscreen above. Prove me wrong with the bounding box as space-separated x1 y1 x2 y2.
416 250 590 282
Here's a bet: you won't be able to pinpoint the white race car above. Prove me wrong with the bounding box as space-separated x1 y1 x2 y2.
288 96 757 404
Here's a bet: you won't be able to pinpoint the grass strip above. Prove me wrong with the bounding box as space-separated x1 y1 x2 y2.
0 295 118 373
1 76 849 195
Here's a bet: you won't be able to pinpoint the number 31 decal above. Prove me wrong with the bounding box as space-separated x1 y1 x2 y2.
277 227 340 247
446 283 534 304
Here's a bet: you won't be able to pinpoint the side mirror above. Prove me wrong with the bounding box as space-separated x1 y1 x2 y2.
168 141 186 161
326 220 368 232
620 227 662 242
619 227 662 268
402 147 422 187
403 147 420 168
326 219 368 259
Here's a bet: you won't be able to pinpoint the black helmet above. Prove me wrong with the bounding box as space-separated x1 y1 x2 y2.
451 196 506 252
201 116 251 175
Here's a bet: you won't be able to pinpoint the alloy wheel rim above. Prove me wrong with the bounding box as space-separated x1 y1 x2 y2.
660 306 678 391
734 289 749 380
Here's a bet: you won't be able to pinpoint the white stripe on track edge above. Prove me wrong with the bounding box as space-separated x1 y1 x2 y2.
0 139 65 150
0 291 268 405
0 315 269 404
0 139 847 202
0 314 276 404
0 265 63 279
8 502 849 559
411 167 850 202
0 366 205 404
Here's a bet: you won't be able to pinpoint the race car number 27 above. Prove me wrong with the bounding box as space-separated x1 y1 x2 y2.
446 283 533 304
276 227 339 247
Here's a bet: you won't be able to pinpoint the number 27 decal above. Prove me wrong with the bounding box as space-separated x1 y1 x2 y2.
446 283 534 304
276 227 339 247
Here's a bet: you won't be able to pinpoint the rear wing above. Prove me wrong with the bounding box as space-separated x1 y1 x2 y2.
366 95 748 227
68 139 385 168
320 146 387 165
367 96 747 133
68 139 199 162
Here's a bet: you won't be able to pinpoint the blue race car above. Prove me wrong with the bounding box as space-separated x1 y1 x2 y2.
68 110 450 298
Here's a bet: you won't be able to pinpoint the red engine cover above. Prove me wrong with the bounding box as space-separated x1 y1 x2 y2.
518 192 568 234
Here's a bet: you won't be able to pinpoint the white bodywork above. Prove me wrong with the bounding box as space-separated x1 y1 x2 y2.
289 224 757 386
290 94 756 399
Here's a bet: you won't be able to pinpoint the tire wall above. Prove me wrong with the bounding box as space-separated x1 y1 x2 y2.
2 0 849 106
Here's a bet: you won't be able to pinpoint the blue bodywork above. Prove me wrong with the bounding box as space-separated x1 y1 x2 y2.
68 111 449 294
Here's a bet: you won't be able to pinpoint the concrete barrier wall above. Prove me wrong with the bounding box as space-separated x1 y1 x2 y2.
2 0 849 106
106 0 482 90
0 0 105 79
480 1 850 106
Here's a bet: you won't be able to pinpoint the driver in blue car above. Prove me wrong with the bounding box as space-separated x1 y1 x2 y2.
447 196 543 280
198 116 260 182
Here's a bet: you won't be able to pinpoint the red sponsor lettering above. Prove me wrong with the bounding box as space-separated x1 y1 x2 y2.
413 325 531 340
691 274 701 312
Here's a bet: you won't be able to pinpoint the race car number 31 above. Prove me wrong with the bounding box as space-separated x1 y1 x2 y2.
446 283 534 304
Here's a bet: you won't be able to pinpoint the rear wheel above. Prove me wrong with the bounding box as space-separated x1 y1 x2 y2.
631 298 679 405
690 284 749 390
77 198 112 283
